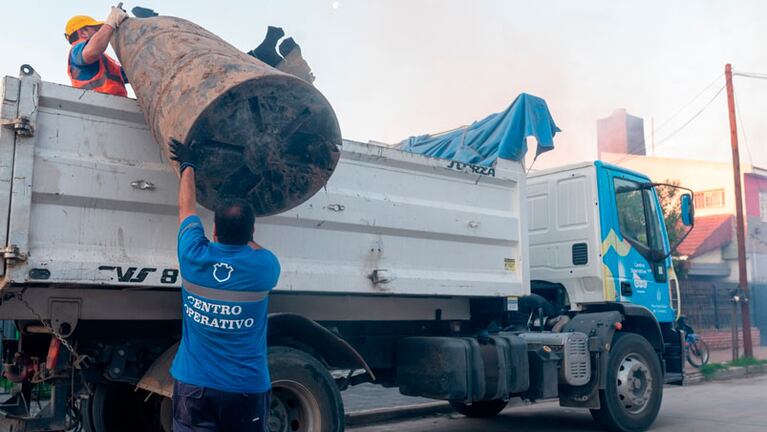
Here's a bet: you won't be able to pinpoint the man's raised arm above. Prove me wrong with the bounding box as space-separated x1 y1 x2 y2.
81 6 128 64
169 139 198 223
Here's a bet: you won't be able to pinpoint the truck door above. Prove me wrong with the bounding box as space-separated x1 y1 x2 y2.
601 167 675 323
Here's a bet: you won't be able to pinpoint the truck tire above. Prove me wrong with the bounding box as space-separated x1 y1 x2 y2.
450 399 508 418
269 346 345 432
82 383 164 432
590 333 663 432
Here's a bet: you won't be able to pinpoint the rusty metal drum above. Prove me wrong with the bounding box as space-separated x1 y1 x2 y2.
112 16 341 216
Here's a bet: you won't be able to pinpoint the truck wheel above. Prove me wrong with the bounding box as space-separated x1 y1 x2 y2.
269 346 345 432
590 333 663 432
81 383 164 432
450 399 508 418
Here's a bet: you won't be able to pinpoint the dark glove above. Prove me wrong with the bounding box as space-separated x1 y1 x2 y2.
132 6 159 18
169 139 197 173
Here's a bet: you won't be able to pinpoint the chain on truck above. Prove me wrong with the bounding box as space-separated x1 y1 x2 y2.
0 38 694 432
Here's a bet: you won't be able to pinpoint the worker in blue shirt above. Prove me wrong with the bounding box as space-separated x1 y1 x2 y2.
168 139 280 432
64 6 129 96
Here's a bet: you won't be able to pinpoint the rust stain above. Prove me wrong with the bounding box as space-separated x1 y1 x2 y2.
113 16 341 216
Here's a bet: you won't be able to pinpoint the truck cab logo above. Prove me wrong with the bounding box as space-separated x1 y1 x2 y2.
213 262 234 283
98 266 157 283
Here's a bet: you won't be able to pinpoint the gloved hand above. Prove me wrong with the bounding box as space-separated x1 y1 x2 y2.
105 5 129 30
169 139 197 173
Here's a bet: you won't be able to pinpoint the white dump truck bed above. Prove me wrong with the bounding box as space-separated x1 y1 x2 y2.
0 71 528 304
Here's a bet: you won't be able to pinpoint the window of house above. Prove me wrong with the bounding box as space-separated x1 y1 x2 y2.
693 189 725 209
760 191 767 223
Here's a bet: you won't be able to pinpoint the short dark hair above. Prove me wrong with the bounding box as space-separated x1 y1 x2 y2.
214 200 255 245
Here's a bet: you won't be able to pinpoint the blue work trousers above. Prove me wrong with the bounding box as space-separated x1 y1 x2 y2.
172 380 270 432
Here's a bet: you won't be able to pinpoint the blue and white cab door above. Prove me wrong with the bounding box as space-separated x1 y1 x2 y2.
599 166 675 323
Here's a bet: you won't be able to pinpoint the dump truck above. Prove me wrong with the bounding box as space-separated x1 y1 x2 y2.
0 64 693 432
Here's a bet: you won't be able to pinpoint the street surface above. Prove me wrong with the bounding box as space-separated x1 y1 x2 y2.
348 374 767 432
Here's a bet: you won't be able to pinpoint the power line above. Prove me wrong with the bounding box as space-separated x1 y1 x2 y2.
637 73 723 159
654 85 725 146
733 88 754 166
734 71 767 80
653 73 724 134
612 84 725 166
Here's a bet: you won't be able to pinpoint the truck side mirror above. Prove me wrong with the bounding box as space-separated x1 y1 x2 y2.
681 193 694 227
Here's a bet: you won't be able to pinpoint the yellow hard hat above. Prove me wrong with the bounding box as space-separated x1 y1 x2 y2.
65 15 103 40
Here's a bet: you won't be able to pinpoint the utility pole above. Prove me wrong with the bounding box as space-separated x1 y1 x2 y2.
724 63 754 358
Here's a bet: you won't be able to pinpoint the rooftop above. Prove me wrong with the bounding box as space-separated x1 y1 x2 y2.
677 214 733 258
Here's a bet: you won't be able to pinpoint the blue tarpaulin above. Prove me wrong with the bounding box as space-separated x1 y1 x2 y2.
398 93 560 166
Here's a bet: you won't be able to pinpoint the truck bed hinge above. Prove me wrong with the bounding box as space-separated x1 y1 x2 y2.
2 245 27 262
0 117 35 137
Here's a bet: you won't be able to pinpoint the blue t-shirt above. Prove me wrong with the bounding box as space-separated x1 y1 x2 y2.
170 215 280 393
69 41 100 81
69 41 129 83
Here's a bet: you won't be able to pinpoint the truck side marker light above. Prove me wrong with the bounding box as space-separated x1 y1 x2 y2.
614 322 623 330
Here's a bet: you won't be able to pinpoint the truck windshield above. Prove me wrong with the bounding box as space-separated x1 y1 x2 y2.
614 178 665 260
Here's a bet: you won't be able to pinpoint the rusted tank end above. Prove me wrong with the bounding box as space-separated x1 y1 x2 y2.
188 75 340 215
113 16 341 215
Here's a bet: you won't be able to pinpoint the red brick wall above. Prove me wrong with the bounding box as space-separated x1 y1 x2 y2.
699 328 761 351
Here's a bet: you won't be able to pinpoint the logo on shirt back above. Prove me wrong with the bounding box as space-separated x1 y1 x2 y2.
213 262 234 283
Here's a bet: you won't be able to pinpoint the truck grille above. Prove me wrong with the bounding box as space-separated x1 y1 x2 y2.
563 333 590 386
518 331 592 387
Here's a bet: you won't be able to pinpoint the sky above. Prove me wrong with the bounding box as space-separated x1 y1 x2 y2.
2 0 767 169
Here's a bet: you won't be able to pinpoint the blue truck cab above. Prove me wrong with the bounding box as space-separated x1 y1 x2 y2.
525 161 694 421
528 161 693 324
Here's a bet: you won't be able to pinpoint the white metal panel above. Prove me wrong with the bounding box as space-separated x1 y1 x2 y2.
0 77 21 276
527 163 604 306
5 71 41 278
3 79 528 299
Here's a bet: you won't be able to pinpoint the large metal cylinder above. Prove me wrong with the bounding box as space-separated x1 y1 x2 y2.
112 16 341 216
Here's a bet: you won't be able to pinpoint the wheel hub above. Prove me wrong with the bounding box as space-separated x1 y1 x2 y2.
615 354 653 414
269 380 322 432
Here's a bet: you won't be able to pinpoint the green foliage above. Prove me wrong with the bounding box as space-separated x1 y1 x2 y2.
699 357 767 379
729 356 767 367
699 362 728 379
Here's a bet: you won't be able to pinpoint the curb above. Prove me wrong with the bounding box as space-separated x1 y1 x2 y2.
345 401 453 427
686 363 767 384
685 372 705 385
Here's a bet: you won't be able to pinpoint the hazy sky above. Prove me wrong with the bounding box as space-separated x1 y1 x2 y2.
2 1 766 169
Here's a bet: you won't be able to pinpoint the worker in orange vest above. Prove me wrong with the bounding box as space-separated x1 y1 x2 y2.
65 6 129 97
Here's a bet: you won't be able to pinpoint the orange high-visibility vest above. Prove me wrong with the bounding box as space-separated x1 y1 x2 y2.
67 39 127 97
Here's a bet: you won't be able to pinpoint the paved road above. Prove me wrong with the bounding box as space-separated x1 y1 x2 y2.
349 374 767 432
343 383 431 413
